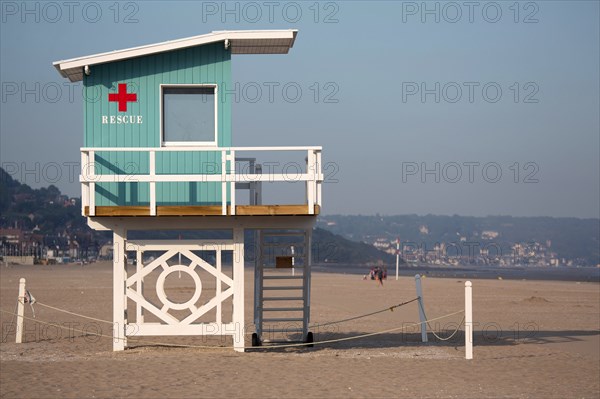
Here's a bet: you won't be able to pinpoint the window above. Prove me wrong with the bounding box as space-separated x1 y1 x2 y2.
161 85 217 146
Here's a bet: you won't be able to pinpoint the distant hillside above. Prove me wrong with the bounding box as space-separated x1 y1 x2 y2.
0 167 88 235
318 214 600 266
312 227 396 265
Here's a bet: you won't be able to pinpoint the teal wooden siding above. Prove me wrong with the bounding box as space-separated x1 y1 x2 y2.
83 43 232 206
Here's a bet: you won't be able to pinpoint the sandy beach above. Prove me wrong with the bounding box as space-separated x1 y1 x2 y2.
1 262 598 398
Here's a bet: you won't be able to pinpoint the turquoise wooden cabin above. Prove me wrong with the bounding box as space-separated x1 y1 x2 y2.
54 30 323 352
83 39 233 209
55 29 321 216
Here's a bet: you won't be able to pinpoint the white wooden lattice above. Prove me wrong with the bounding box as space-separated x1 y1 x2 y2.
124 241 238 336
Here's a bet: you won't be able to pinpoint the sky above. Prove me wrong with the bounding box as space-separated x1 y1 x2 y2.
1 0 599 218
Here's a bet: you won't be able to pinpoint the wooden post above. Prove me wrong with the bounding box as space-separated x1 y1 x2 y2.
232 227 245 352
465 281 473 359
16 278 25 344
113 227 126 351
415 274 428 343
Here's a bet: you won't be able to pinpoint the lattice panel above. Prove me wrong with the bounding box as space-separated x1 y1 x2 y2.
126 247 233 326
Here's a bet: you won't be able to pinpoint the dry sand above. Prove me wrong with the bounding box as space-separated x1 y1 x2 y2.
1 262 598 398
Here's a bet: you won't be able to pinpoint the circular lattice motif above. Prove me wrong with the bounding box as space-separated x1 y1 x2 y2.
156 265 202 310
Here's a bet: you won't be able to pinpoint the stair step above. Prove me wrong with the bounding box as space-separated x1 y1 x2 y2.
262 232 306 237
263 307 304 312
262 297 304 301
263 286 303 290
261 243 306 247
263 318 305 322
263 275 304 280
261 339 304 344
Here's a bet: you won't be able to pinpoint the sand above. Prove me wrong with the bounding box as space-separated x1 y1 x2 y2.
1 262 598 398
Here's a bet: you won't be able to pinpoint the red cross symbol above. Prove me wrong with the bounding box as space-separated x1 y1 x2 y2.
108 83 137 112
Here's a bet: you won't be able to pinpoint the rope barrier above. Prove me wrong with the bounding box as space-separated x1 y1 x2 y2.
0 307 464 350
34 302 114 325
310 297 420 328
28 297 421 333
251 310 466 350
4 285 462 349
0 309 229 350
418 299 465 341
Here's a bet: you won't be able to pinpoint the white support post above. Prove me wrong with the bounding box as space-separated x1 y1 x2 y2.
15 278 25 344
221 150 227 215
305 229 312 330
216 249 222 325
465 281 473 359
113 227 127 351
136 249 144 324
230 150 236 216
255 164 263 205
88 150 95 217
306 150 315 215
149 150 156 216
291 245 295 277
315 150 322 208
248 159 256 205
232 228 245 352
415 274 428 343
89 182 96 216
81 151 89 215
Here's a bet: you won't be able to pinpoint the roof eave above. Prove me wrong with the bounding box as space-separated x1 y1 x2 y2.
53 29 298 82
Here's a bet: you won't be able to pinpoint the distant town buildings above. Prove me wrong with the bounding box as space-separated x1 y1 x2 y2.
0 226 100 264
316 217 597 268
368 237 570 267
481 230 499 240
356 224 577 267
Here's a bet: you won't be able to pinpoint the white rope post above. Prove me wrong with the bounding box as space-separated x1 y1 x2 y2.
16 278 26 344
414 274 428 343
291 245 295 277
465 281 473 359
395 239 400 280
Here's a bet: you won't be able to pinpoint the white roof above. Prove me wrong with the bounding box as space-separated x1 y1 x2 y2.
53 30 298 82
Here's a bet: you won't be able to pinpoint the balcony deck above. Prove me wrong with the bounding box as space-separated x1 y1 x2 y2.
80 146 323 218
84 205 320 217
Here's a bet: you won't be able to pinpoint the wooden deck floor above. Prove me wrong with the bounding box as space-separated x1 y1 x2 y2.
84 205 320 217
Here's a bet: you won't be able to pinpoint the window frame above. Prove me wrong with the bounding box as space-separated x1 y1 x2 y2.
159 84 218 147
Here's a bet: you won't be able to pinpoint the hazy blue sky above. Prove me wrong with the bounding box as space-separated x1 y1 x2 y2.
1 1 598 218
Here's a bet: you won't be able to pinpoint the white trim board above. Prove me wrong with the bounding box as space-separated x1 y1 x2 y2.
54 30 298 82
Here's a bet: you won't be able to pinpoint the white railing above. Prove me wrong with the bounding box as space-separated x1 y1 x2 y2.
80 146 323 217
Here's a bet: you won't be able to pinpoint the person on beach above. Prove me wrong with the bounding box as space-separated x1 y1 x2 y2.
375 267 384 287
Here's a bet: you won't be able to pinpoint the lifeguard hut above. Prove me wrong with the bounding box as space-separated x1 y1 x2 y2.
53 30 323 352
